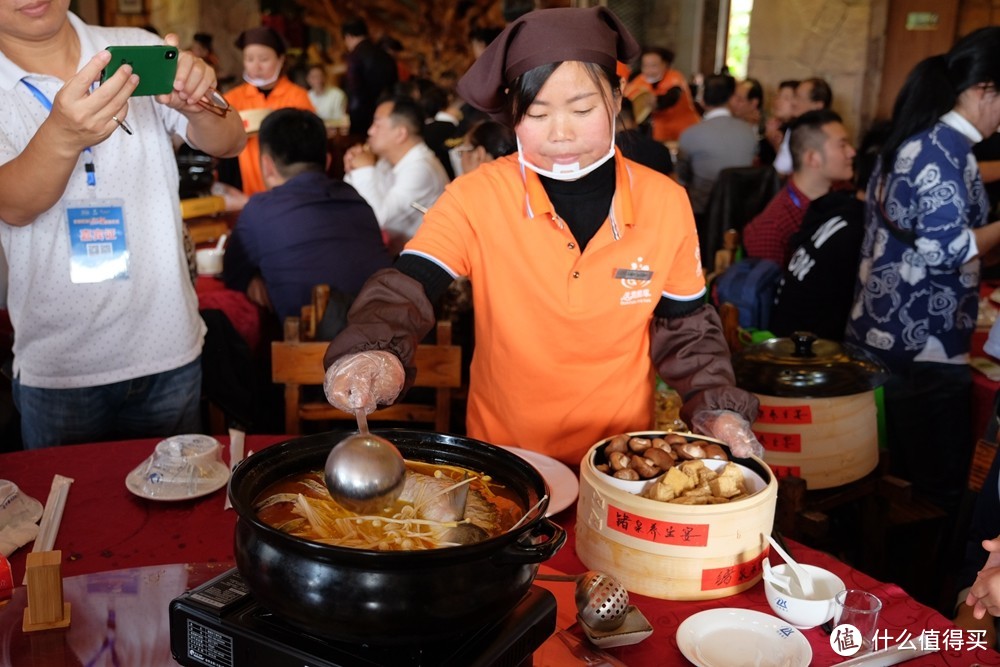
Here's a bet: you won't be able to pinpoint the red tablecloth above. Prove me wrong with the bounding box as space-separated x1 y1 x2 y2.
195 275 265 353
2 436 998 666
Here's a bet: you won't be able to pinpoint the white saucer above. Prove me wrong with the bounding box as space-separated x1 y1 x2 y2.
499 446 579 516
580 605 654 648
125 435 230 502
126 461 229 501
676 608 812 667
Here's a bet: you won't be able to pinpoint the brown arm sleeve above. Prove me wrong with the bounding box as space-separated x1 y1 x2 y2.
322 268 437 392
649 304 759 425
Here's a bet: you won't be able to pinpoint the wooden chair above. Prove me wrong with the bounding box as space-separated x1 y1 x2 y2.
181 195 237 247
698 165 780 267
705 229 746 354
271 285 462 434
969 438 998 494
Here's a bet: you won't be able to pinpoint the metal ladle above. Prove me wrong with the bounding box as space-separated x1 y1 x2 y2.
535 570 630 632
323 410 406 514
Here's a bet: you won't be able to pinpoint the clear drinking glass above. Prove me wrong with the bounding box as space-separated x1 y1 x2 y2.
832 589 882 655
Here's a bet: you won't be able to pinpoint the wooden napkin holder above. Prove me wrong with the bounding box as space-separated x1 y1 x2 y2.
22 550 71 632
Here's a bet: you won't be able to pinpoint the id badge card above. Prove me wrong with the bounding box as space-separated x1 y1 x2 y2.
65 199 130 283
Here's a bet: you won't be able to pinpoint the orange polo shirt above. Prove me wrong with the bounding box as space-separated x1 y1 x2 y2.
625 70 700 142
405 151 705 465
224 77 314 196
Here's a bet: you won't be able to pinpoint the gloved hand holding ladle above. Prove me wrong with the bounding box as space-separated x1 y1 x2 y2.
323 351 408 514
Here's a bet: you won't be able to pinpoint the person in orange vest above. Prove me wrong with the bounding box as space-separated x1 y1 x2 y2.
224 26 314 196
624 46 700 142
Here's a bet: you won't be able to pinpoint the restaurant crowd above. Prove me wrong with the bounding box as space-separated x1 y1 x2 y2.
4 1 1000 647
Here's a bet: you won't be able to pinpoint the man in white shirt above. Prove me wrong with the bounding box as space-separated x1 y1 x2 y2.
773 77 832 175
343 96 448 256
0 3 246 448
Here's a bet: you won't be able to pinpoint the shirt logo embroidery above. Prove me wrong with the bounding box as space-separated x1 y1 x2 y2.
619 257 653 306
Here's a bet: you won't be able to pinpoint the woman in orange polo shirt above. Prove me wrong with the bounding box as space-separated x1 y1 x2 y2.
322 7 760 466
224 27 313 196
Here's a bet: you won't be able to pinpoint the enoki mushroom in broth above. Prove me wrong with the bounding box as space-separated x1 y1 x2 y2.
253 460 524 550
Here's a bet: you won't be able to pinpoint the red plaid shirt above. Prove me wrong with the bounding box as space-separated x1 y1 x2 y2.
742 180 810 266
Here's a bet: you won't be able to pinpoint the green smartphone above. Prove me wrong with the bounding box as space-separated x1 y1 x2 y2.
101 45 178 96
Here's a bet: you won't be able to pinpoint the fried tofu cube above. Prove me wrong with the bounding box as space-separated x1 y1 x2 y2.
685 483 712 497
644 482 676 502
708 474 743 498
709 463 748 498
678 460 707 482
669 495 711 505
662 466 695 496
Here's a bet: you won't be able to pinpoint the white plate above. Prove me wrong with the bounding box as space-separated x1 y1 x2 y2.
126 461 229 501
676 608 812 667
499 446 579 516
125 436 229 502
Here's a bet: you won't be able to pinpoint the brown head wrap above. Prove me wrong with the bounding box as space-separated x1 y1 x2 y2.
456 7 639 125
235 26 286 56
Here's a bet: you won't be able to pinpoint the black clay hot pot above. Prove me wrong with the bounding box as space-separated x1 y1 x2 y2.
228 429 566 644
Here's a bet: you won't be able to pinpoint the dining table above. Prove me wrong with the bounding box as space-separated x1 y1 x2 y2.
1 433 998 666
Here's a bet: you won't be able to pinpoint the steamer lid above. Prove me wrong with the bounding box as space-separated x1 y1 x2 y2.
732 331 889 398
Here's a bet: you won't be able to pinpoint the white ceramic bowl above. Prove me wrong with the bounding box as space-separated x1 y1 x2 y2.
763 562 846 629
196 248 224 276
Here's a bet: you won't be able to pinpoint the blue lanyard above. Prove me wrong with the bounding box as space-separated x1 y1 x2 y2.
21 79 96 187
787 185 803 210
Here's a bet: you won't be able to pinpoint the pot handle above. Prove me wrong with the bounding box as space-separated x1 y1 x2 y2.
493 518 567 564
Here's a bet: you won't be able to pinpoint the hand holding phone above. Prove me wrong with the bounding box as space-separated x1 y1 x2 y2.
101 45 178 97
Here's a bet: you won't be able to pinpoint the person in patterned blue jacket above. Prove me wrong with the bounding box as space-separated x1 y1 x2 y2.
845 27 1000 518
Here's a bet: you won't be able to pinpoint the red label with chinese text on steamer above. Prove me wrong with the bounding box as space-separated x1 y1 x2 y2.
755 431 803 453
701 549 767 590
756 405 813 424
606 505 709 546
768 464 803 479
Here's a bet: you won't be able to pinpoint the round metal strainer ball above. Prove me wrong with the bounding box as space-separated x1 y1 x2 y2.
576 571 630 632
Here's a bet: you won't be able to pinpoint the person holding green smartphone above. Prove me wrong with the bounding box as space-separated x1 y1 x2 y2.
0 0 246 449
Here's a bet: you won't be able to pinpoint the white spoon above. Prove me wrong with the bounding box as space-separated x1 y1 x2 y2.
761 557 793 594
214 233 228 252
765 534 815 598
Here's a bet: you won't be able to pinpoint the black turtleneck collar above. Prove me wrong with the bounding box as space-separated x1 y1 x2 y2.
539 158 616 252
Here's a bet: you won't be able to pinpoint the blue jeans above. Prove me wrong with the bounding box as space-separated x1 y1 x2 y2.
13 357 203 449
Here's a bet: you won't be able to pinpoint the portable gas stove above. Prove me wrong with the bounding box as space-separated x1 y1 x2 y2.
169 568 557 667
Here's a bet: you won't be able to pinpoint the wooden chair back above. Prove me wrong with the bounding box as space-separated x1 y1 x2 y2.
704 229 745 355
271 285 461 434
969 438 998 494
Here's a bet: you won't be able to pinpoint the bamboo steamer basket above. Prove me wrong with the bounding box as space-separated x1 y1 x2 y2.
733 332 889 490
576 432 778 601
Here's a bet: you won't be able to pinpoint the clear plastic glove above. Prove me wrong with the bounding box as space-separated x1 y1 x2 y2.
324 351 405 415
692 409 763 459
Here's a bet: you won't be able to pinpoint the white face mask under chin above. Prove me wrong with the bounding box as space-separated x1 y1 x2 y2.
517 133 616 182
448 146 469 178
243 71 280 88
